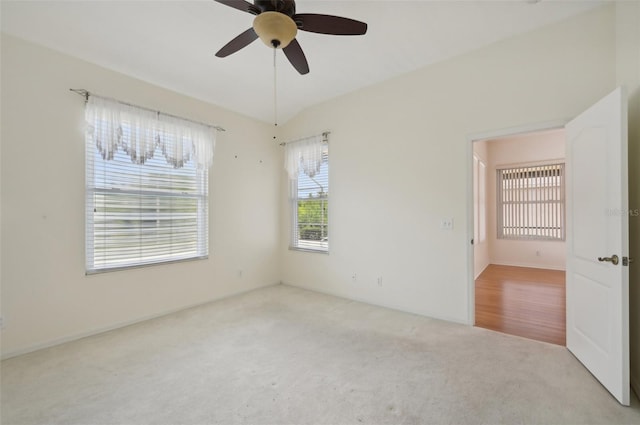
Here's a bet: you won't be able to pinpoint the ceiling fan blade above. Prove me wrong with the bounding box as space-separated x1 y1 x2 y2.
215 28 258 57
294 13 367 35
283 39 309 75
213 0 259 15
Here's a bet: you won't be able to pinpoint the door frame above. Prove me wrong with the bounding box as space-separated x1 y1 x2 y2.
465 119 568 325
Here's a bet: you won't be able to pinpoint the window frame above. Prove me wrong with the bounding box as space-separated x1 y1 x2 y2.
85 120 209 274
289 144 329 254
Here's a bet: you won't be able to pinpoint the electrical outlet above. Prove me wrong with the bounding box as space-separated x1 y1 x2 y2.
377 277 383 286
441 218 454 230
352 273 357 282
237 270 243 278
0 316 4 329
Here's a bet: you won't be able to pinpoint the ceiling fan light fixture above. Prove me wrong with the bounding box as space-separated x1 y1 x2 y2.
253 11 297 49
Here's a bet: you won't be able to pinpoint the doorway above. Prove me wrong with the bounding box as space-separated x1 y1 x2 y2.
466 89 629 405
472 128 567 345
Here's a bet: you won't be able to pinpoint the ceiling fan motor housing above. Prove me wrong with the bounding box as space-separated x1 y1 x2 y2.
254 0 296 16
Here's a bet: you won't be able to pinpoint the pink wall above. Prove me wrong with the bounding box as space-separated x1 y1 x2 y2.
473 140 490 277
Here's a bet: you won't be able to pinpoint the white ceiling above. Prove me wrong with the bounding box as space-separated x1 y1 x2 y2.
1 0 603 124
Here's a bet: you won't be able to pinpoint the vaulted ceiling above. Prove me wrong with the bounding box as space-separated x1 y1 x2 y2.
1 0 603 123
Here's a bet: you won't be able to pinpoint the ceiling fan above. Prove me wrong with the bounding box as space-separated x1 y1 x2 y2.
213 0 368 75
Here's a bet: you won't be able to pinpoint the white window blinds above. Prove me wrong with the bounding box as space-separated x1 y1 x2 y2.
497 163 565 241
85 96 212 273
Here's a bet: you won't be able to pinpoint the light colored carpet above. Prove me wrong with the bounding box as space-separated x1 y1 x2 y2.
2 284 639 425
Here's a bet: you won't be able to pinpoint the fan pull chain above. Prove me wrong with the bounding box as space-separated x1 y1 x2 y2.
273 48 278 139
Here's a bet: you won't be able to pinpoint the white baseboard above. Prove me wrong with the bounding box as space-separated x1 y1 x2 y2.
491 261 566 271
474 263 490 279
1 282 280 360
281 281 469 326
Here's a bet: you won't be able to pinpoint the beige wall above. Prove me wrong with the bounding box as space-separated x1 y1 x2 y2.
486 130 566 271
0 35 282 357
280 5 616 324
615 0 640 398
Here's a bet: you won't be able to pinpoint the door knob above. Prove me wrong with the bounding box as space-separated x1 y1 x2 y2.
598 255 619 265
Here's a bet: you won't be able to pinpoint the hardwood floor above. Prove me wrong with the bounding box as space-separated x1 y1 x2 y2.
475 264 566 346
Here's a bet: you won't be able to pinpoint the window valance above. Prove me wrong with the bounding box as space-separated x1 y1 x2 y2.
85 95 216 169
284 133 327 179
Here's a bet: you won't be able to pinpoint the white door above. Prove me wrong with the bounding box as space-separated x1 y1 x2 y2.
565 87 630 405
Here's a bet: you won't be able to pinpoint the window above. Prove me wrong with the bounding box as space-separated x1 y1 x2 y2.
85 96 215 273
473 155 487 244
497 163 565 241
285 134 329 252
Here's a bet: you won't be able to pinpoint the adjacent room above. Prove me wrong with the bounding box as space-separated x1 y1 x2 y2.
473 129 567 346
1 1 639 424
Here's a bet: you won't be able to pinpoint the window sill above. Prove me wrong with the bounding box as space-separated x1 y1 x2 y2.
288 247 329 255
497 237 565 242
86 255 209 275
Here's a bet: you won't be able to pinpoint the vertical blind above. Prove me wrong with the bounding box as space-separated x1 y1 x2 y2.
85 98 210 273
497 163 565 241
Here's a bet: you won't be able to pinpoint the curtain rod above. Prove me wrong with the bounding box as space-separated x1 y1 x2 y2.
279 132 330 146
70 88 225 132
